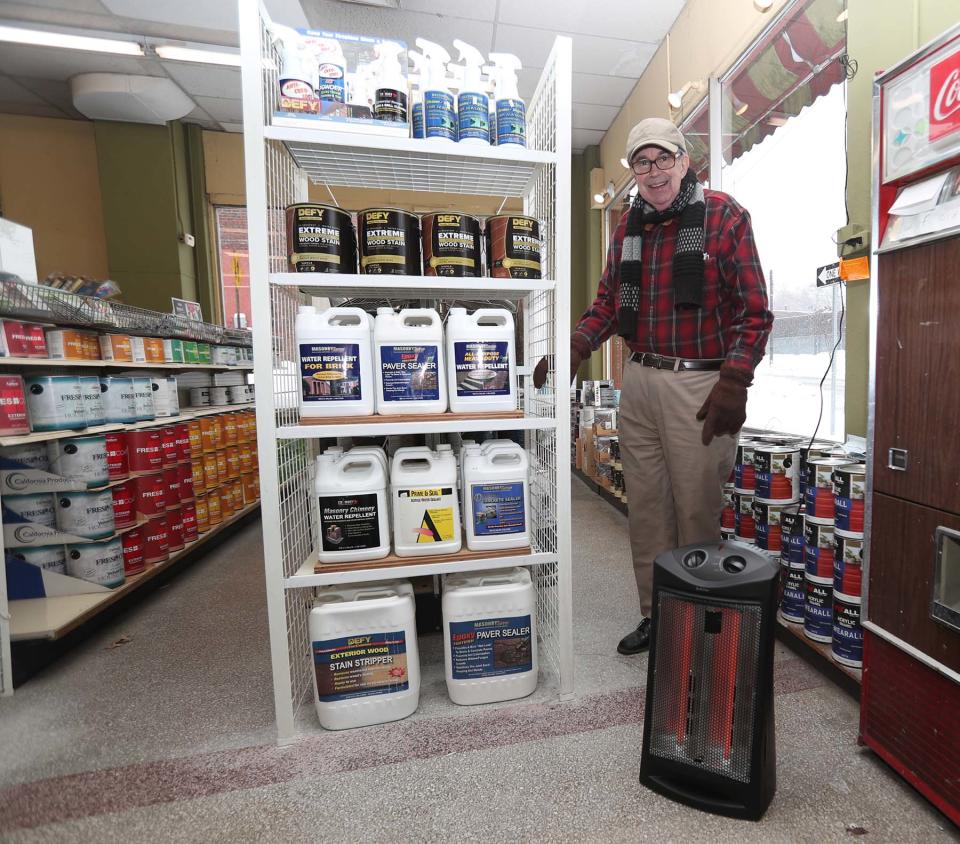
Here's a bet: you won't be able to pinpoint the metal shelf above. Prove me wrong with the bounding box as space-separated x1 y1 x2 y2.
286 551 556 588
0 357 252 371
270 273 554 301
278 415 556 439
264 126 555 197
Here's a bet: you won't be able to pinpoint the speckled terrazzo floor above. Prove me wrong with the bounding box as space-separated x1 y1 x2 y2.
0 476 955 841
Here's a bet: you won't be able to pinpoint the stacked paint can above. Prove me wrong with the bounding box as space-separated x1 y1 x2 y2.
832 462 866 668
732 437 757 543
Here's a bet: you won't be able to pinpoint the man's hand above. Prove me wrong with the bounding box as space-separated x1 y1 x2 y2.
696 364 752 446
532 336 591 388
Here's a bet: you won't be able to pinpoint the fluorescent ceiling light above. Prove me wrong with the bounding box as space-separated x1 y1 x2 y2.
593 192 605 204
0 24 143 55
155 45 241 67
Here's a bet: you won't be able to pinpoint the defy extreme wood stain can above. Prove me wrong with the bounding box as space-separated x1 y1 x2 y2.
358 208 421 275
485 215 542 279
285 203 357 274
421 212 482 277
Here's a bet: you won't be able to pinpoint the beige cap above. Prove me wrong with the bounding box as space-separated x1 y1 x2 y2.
625 117 687 163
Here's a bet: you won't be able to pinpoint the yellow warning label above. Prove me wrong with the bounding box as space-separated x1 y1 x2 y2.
415 507 455 542
409 488 443 499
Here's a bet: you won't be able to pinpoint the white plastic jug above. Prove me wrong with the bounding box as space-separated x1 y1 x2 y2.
374 307 447 415
442 567 538 705
298 306 374 418
445 307 517 413
391 445 461 557
463 440 530 551
315 451 390 563
310 580 420 730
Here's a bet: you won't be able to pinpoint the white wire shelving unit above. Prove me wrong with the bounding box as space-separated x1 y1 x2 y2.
240 0 572 744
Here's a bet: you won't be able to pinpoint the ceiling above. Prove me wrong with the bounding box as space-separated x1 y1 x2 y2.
0 0 686 151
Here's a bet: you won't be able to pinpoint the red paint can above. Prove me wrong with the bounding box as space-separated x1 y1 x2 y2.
122 526 146 575
163 466 181 509
733 491 755 540
181 500 198 542
161 426 178 468
111 480 136 528
127 429 163 474
104 432 129 481
174 423 191 461
133 473 166 519
2 320 28 356
804 457 854 521
177 461 195 501
143 514 170 564
0 375 30 435
804 517 835 579
26 324 49 358
720 485 736 530
166 506 185 551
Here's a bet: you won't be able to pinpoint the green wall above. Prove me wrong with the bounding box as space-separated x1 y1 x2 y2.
843 0 960 435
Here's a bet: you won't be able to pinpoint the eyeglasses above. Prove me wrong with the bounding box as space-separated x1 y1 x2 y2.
630 152 681 175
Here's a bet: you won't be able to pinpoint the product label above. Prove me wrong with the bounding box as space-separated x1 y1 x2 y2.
374 87 408 122
299 342 362 402
317 63 346 103
314 632 409 702
424 90 456 140
454 341 510 396
458 92 490 141
412 102 424 138
379 344 440 402
319 492 381 552
395 487 455 543
426 214 480 276
495 98 526 146
470 482 525 536
449 614 533 679
781 567 805 617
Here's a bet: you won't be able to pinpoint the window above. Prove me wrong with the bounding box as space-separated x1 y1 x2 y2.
214 206 251 328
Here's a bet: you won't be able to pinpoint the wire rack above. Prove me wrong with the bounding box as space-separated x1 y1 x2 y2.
0 279 253 346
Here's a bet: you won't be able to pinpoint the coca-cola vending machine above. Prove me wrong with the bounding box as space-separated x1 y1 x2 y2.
864 22 960 824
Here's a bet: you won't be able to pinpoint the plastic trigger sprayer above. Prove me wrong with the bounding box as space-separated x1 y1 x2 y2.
408 50 426 138
488 52 526 147
415 38 456 142
451 39 489 145
270 24 317 105
373 40 408 123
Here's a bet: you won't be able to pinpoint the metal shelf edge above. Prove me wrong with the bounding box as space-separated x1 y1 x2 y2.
0 357 253 371
276 416 557 438
268 273 556 297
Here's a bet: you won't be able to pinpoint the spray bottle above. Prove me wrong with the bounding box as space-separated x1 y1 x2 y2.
488 53 526 147
270 24 317 105
451 39 489 145
348 60 375 116
315 37 348 103
373 40 408 123
415 38 456 142
408 50 426 139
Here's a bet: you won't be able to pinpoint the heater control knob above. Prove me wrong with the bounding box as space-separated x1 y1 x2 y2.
722 554 747 574
682 549 707 568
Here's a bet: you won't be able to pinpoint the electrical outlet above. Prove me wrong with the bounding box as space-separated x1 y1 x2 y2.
180 233 196 247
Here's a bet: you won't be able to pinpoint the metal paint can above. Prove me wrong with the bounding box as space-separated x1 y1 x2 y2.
194 494 209 533
167 377 180 416
25 325 47 358
99 377 137 424
225 446 241 480
720 527 735 542
804 516 834 579
832 595 863 667
753 444 800 502
215 449 228 483
149 375 171 418
190 387 210 408
286 203 357 274
79 376 106 427
122 526 145 575
133 473 166 520
197 343 212 365
219 484 235 519
1 320 27 356
752 499 791 554
203 453 219 490
832 463 866 534
162 466 181 509
47 436 108 488
780 506 805 567
127 376 155 422
183 340 199 365
421 212 482 277
733 438 757 493
803 574 833 643
228 385 247 404
212 416 225 449
188 420 203 456
99 333 133 362
126 429 163 474
833 531 864 600
24 375 86 432
178 461 195 501
166 506 185 551
222 415 238 446
804 457 854 521
104 432 129 481
191 458 205 492
11 545 65 573
358 208 422 275
160 427 178 468
209 386 229 406
181 500 198 542
799 441 837 496
66 537 124 587
207 489 222 525
720 485 736 530
143 514 169 564
111 480 136 529
200 417 217 453
4 492 56 527
733 491 755 541
779 560 806 623
485 214 542 279
174 423 191 461
241 473 258 505
55 489 115 539
143 337 165 363
0 442 50 472
163 338 185 363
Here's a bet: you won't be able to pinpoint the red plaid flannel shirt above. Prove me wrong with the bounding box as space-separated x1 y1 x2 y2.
573 189 772 374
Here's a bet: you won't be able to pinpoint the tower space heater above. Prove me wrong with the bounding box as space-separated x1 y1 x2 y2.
639 540 778 820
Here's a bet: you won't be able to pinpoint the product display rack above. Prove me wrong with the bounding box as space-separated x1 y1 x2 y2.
240 0 572 743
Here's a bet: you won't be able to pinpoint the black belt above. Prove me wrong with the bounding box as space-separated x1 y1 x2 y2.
629 352 724 372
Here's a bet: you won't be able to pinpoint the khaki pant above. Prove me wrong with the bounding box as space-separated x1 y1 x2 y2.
618 358 738 617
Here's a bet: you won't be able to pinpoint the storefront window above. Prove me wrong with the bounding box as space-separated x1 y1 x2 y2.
720 0 848 440
214 206 251 329
681 99 710 186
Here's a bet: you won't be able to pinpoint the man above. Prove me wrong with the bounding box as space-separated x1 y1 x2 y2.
536 117 772 655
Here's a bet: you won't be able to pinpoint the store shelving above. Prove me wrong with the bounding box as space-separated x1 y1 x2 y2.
777 614 862 686
240 0 572 743
0 357 252 371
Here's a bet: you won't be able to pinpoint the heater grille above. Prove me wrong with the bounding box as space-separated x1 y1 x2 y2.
648 591 763 782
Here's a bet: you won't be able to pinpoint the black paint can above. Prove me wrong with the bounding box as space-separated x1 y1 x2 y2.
285 203 356 273
358 208 421 275
421 212 482 277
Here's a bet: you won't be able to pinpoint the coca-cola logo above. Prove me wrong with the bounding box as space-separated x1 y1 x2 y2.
934 68 960 121
930 50 960 142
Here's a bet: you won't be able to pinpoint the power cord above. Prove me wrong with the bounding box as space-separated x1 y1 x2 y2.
805 282 846 453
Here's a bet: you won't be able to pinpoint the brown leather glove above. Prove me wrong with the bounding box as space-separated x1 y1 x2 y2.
533 335 591 388
696 364 752 446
